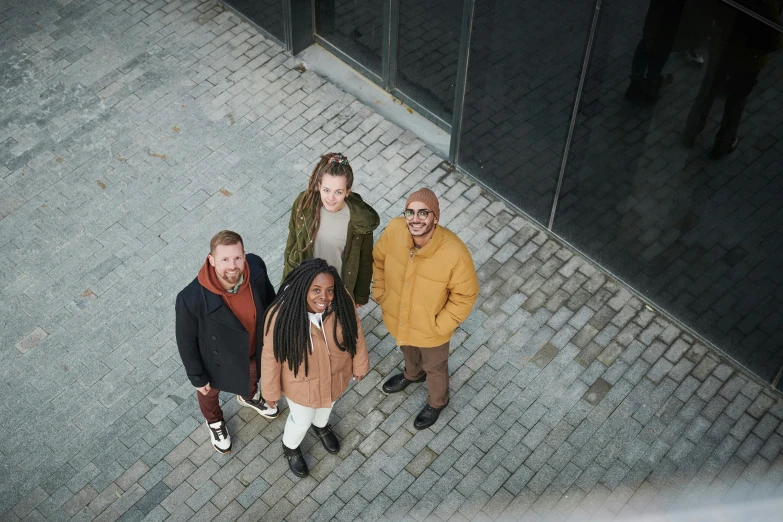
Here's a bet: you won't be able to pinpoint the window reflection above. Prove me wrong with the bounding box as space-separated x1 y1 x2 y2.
458 0 595 224
396 0 462 123
556 0 783 383
222 0 285 43
315 0 385 76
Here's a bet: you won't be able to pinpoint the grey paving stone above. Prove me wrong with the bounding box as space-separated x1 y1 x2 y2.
62 486 98 518
737 434 765 464
748 393 776 419
528 465 559 496
134 482 170 516
383 470 415 501
2 3 781 521
759 433 783 462
582 379 611 407
458 488 491 520
647 358 674 384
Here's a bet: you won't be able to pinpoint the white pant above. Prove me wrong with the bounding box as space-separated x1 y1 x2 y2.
282 400 334 449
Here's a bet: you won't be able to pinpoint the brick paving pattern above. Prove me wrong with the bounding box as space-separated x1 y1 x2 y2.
1 1 783 521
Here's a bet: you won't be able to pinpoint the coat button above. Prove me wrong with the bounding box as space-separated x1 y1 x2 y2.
213 350 219 354
401 305 405 308
215 363 220 367
212 335 217 340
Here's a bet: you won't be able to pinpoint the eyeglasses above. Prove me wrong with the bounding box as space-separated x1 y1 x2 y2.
403 209 432 220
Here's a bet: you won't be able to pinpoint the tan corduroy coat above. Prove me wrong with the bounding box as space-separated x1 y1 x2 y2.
372 217 479 347
261 310 369 408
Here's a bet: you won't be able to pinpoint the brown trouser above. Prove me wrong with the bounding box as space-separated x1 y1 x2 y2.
198 358 258 424
401 342 450 408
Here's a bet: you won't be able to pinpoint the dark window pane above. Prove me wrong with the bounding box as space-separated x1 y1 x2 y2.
315 0 385 77
554 0 783 384
223 0 285 43
396 0 462 124
457 0 595 224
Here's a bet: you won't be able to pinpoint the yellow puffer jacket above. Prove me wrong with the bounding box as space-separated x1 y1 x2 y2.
372 217 479 347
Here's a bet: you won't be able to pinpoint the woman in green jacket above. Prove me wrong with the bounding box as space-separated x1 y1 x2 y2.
283 152 380 305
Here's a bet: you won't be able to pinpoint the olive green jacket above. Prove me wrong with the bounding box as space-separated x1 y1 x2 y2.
282 192 380 305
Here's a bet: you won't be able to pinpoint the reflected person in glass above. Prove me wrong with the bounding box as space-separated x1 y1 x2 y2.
683 0 783 159
625 0 687 104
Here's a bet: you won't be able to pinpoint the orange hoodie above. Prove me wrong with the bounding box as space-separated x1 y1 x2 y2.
198 257 257 358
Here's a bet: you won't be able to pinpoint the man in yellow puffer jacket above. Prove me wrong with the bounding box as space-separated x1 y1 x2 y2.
373 188 479 429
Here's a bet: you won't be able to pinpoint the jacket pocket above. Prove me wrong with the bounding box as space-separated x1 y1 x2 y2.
285 378 310 406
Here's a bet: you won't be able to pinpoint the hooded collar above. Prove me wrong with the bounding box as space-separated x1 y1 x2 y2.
307 311 330 355
198 257 258 315
345 193 380 235
308 310 324 326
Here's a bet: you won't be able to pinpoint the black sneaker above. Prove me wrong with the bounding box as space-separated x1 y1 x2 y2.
237 395 279 419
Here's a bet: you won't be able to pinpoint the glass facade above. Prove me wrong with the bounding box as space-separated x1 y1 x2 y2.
555 0 783 385
459 0 594 224
227 0 783 389
395 0 462 123
315 0 386 77
222 0 285 43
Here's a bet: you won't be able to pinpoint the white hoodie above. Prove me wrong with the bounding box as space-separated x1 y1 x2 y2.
307 311 330 355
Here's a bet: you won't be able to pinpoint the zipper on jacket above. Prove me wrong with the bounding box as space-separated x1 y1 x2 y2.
318 320 331 355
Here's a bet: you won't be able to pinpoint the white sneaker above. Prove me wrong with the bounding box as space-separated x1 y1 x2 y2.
206 420 232 453
237 395 279 419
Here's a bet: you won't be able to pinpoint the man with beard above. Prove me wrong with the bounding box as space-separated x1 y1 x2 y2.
175 230 278 453
373 188 479 429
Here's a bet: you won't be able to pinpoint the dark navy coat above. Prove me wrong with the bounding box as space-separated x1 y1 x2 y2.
175 254 276 396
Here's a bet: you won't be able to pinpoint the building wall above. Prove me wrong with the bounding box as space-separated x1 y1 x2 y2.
224 0 783 389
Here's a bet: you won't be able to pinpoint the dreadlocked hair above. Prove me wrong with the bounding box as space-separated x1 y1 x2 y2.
264 258 359 378
295 152 354 253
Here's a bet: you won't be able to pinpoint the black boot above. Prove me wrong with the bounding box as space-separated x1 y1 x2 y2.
625 77 655 105
414 400 449 430
313 424 340 454
282 441 309 477
709 136 739 160
382 373 426 394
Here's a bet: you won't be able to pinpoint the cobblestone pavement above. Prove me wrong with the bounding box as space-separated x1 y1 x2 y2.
2 1 783 521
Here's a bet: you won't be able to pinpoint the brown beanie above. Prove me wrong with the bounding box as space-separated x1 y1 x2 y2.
405 188 440 220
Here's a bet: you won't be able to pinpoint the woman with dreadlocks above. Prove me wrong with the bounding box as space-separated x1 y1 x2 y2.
283 152 380 307
261 258 370 477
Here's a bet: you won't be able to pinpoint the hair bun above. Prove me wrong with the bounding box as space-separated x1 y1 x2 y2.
327 153 349 165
